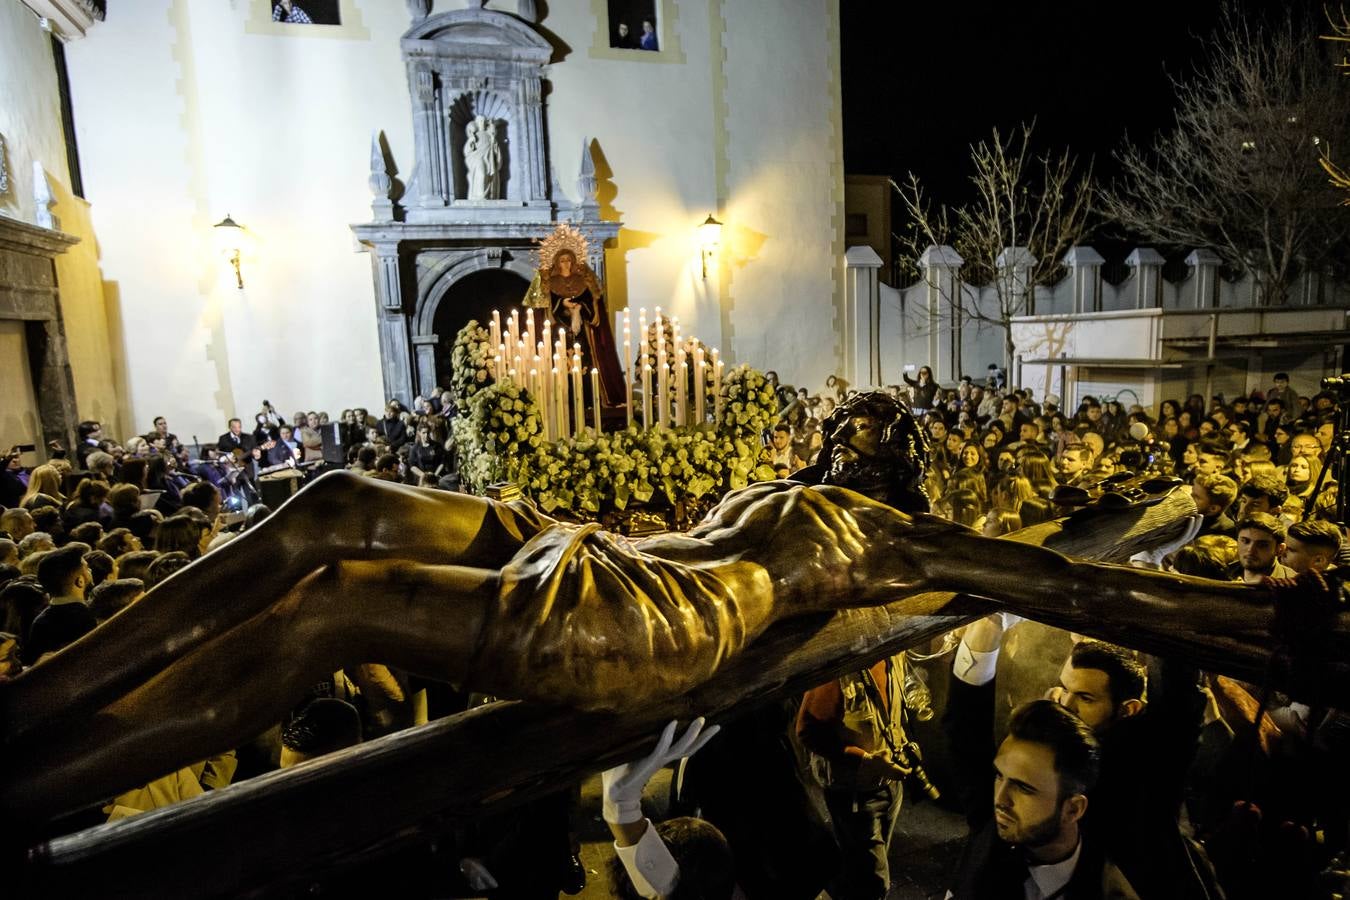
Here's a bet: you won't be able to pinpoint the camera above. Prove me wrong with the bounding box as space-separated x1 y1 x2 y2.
896 741 940 801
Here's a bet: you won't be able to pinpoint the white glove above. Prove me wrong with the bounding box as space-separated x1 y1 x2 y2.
602 718 720 825
1130 514 1204 569
458 857 498 891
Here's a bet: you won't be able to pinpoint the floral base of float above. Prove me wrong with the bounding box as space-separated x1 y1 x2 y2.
450 320 780 531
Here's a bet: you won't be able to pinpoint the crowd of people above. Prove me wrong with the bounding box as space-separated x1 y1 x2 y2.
2 367 1348 898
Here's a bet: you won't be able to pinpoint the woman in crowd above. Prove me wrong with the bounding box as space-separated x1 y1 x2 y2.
153 514 212 561
903 365 938 412
407 424 446 487
98 527 142 558
954 440 989 480
981 509 1022 537
980 421 1007 454
1018 450 1058 498
989 473 1035 516
936 487 982 528
118 457 149 492
1177 409 1199 442
1271 423 1294 467
63 478 112 530
107 483 142 529
20 464 64 507
1285 454 1325 503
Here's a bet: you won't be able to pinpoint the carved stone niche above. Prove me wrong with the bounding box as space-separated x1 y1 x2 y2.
0 214 81 455
355 8 620 405
401 8 554 224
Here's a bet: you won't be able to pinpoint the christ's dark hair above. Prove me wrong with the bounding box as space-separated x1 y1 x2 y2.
808 390 931 512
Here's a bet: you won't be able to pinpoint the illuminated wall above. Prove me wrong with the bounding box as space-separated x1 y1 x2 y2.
0 0 122 445
65 0 843 440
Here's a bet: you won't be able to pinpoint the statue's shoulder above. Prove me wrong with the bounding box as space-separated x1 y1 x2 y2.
694 479 798 530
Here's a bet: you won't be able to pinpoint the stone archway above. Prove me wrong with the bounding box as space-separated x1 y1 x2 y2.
429 268 531 391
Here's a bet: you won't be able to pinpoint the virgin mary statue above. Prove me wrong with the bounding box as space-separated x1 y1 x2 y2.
524 230 626 411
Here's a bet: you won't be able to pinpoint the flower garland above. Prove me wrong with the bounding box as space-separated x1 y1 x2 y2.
450 321 778 525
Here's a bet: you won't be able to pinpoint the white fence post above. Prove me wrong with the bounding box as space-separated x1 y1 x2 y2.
1063 245 1104 313
1185 248 1221 309
844 245 883 388
1126 247 1166 309
997 246 1037 316
918 245 963 382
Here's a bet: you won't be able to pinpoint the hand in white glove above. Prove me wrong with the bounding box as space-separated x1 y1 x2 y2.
602 718 721 825
458 857 499 891
1130 514 1204 569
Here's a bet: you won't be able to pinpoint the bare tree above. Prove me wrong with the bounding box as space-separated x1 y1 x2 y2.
1100 4 1350 305
892 122 1093 372
1320 4 1350 202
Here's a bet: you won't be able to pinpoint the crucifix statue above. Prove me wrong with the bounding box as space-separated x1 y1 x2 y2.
4 392 1347 826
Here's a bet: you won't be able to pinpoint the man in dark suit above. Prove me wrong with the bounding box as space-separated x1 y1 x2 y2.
217 418 259 461
947 618 1211 900
948 700 1138 899
25 546 97 665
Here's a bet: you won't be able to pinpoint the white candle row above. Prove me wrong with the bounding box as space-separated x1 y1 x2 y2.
488 305 727 438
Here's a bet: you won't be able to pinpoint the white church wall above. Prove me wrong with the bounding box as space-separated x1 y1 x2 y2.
65 0 844 439
0 0 122 439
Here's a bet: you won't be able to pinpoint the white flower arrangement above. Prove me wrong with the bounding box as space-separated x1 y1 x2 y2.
451 322 778 523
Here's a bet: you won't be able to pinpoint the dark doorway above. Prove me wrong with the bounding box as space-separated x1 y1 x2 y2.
432 268 532 390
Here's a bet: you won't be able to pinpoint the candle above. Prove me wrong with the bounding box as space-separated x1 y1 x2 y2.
622 309 633 428
525 310 536 361
513 354 522 382
553 367 567 440
542 319 552 368
572 363 585 437
508 309 519 349
695 359 706 424
489 311 501 359
654 306 664 359
714 360 724 423
639 308 648 364
642 363 652 432
539 363 551 442
657 350 667 429
659 361 670 429
591 368 601 434
677 360 687 426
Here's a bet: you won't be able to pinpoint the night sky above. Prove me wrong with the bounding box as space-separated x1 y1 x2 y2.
840 0 1315 211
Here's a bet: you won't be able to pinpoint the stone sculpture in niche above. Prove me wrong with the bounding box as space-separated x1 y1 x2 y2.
463 115 501 200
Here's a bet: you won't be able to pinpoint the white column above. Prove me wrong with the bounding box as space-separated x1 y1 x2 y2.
844 245 883 387
996 246 1037 315
1185 248 1222 309
918 245 963 383
1062 245 1104 314
1126 247 1166 309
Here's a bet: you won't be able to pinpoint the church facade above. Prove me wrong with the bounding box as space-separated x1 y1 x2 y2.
1 0 845 444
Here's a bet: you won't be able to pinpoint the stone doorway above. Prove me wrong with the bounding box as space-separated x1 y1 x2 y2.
431 268 531 391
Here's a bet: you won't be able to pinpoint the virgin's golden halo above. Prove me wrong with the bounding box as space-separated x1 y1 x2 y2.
535 223 590 271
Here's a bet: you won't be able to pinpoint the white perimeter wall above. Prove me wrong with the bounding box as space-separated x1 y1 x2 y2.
64 0 843 441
